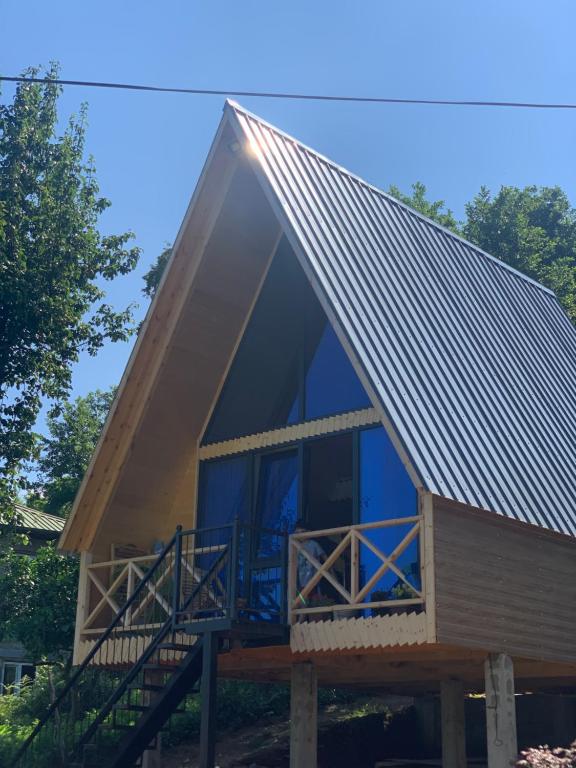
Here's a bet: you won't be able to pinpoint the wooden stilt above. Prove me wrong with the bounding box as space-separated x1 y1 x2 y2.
441 679 467 768
485 653 518 768
290 662 317 768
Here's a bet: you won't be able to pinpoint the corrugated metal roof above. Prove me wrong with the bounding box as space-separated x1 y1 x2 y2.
14 504 65 533
228 101 576 537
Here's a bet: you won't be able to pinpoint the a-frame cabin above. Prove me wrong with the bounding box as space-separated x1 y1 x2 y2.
14 102 576 768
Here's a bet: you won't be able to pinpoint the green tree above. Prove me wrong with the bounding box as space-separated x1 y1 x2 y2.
388 181 460 232
390 181 576 322
29 388 115 517
0 543 78 660
142 245 171 299
0 65 140 521
464 185 576 322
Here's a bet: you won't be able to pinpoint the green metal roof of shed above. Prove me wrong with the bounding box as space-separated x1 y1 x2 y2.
13 504 65 534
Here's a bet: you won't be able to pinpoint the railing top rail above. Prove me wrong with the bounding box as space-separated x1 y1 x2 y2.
88 543 228 570
290 515 422 541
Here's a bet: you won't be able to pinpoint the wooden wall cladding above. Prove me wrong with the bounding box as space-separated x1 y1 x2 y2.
433 497 576 663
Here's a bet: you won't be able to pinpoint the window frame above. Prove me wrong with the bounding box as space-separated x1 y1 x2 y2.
0 661 33 696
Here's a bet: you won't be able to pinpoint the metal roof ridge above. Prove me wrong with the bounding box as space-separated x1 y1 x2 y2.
225 99 554 297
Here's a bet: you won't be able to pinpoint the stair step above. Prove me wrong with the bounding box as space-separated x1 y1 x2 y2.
102 722 134 731
142 663 179 671
138 683 164 692
157 642 193 652
118 703 150 712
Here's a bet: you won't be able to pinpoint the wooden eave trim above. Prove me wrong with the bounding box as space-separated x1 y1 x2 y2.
60 111 239 553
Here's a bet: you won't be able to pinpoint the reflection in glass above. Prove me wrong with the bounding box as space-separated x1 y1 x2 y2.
304 323 371 420
203 240 305 444
197 455 250 532
255 450 298 558
359 427 419 603
203 237 372 445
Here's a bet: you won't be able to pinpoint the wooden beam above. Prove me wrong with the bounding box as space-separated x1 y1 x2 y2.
290 662 317 768
422 493 437 643
198 407 380 460
440 679 467 768
73 551 92 665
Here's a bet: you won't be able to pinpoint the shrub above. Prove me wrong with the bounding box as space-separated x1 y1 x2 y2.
517 742 576 767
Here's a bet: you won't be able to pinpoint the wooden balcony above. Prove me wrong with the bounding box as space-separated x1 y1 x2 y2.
75 513 433 665
288 515 431 653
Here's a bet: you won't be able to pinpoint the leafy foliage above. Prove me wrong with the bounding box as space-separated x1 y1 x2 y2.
388 182 460 232
142 245 171 299
0 65 140 520
0 543 78 660
388 182 576 323
28 388 115 517
517 742 576 767
464 185 576 322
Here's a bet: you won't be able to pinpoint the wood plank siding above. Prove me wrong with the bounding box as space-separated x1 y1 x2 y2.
433 497 576 663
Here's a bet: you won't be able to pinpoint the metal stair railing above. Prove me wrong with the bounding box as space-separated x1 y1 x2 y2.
10 521 289 768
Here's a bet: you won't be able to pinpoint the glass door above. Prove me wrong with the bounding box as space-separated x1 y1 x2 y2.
247 449 298 620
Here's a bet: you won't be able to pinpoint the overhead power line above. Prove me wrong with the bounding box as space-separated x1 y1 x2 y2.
1 75 576 110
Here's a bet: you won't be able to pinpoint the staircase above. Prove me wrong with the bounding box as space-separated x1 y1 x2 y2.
11 522 288 768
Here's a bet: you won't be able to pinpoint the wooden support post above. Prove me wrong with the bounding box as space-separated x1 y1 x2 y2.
441 680 467 768
199 633 218 768
290 662 317 768
485 654 518 768
73 551 92 665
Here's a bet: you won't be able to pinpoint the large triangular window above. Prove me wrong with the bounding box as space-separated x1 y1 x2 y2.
202 238 371 445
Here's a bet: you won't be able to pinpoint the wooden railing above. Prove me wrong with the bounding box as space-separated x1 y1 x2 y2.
288 516 424 623
82 543 227 635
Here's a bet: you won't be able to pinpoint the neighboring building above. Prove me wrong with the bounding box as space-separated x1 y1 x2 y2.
14 102 576 768
0 504 65 694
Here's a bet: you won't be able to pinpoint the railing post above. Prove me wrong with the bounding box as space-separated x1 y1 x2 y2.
350 528 359 602
288 534 297 625
172 525 183 630
280 529 289 625
228 518 240 622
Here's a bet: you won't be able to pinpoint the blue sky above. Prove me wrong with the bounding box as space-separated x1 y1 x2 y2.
2 0 576 420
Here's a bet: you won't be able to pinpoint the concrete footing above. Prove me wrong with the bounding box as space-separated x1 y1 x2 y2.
485 653 518 768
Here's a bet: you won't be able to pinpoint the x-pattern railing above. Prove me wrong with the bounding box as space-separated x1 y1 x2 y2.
83 544 227 633
289 516 423 621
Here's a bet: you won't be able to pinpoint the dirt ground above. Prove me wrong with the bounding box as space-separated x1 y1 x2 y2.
162 698 427 768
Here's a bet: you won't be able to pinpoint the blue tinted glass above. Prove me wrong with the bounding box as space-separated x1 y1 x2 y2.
305 324 371 420
197 455 250 531
255 450 298 557
203 239 304 444
358 427 419 604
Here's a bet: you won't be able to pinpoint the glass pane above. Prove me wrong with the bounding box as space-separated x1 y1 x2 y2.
304 432 353 531
255 450 298 558
2 664 19 694
203 239 306 444
359 427 419 605
305 322 371 420
197 455 250 532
